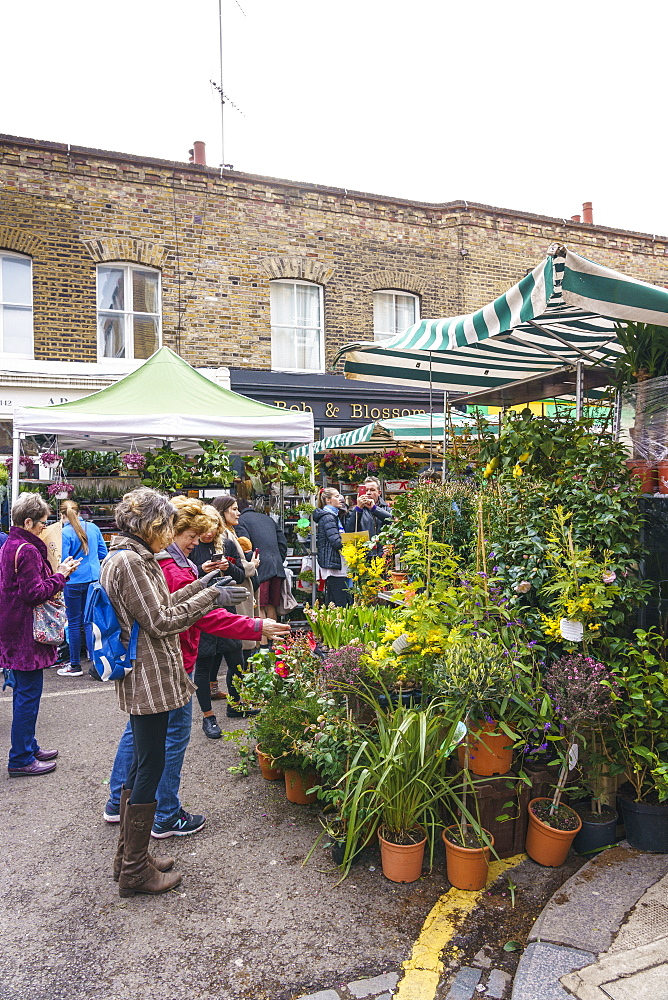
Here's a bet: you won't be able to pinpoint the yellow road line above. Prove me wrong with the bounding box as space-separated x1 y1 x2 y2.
394 853 527 1000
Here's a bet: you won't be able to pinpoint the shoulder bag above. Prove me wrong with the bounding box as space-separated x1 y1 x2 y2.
15 543 67 645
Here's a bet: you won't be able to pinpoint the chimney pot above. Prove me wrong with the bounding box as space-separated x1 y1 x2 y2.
192 141 206 166
582 201 593 224
571 215 581 223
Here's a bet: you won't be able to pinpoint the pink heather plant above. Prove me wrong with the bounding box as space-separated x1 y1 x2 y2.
545 654 618 730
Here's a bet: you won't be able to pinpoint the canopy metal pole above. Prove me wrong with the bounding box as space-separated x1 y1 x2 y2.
11 426 22 508
575 361 584 420
612 390 622 442
442 391 448 482
308 440 317 607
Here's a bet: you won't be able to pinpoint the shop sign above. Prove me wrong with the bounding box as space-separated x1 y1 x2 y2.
271 399 428 421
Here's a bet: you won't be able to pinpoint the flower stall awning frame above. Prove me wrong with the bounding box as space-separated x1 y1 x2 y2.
288 410 493 460
337 246 668 400
11 347 314 499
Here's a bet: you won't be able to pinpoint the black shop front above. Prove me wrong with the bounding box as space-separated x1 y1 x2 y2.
229 370 443 437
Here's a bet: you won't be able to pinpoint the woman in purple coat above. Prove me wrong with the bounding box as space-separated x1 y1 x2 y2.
0 492 79 777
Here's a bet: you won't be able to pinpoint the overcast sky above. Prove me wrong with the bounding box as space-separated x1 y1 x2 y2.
3 1 667 238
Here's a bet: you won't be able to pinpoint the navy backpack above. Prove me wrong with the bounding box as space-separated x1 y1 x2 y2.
84 550 139 682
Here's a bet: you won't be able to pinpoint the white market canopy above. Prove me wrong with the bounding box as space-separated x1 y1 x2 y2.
13 347 314 452
339 246 668 400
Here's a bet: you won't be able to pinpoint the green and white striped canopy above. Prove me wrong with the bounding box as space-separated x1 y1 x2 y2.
341 247 668 393
288 410 491 460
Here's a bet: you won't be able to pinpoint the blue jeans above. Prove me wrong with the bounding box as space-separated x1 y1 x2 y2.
108 698 193 824
9 668 44 768
64 581 93 666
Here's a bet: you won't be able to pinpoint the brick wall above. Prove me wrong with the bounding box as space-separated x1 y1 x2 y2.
1 134 667 371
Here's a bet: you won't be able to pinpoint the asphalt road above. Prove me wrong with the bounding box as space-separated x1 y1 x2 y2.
0 668 453 1000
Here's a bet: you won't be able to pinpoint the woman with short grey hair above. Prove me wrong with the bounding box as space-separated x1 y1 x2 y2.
0 491 80 778
101 487 229 898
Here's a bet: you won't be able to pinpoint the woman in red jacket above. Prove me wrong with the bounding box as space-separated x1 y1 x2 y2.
104 497 290 844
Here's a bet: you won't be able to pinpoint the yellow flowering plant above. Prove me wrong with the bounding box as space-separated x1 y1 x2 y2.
341 537 388 604
540 506 620 642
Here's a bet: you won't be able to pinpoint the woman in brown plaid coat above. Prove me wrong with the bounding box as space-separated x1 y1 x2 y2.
100 487 229 898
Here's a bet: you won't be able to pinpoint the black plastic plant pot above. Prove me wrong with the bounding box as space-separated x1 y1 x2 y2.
618 793 668 853
572 803 618 856
331 840 346 867
377 689 423 710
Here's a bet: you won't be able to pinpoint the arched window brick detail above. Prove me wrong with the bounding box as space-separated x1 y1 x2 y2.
0 226 42 256
368 270 429 296
82 237 167 268
258 255 335 285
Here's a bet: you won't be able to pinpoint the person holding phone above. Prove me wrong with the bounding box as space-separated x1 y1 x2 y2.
344 477 392 558
314 488 351 607
0 492 80 777
194 499 260 724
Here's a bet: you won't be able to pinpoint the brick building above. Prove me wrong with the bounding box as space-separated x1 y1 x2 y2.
1 132 668 437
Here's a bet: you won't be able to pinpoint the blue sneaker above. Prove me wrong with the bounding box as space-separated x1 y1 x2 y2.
103 799 121 824
151 808 206 839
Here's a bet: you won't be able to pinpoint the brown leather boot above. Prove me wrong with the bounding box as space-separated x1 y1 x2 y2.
113 789 175 882
118 801 182 898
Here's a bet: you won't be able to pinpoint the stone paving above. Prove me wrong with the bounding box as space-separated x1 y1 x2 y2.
295 972 399 1000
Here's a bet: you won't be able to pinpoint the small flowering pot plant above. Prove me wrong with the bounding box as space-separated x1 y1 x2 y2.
6 455 37 477
121 451 146 472
39 451 63 468
533 652 618 830
47 481 75 499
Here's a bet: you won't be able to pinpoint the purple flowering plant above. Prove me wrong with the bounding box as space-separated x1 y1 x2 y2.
542 653 618 819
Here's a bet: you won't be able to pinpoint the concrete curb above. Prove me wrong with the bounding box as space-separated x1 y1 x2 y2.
511 843 668 1000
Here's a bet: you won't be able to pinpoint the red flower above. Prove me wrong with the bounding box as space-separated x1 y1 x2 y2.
307 634 317 652
275 662 289 678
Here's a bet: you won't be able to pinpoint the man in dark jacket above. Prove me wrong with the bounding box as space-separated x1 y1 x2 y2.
344 478 392 557
236 500 288 621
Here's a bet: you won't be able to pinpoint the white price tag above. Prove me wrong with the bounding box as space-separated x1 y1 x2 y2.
568 743 579 770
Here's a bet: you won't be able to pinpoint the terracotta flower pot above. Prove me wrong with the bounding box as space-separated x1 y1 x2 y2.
625 459 657 494
255 745 283 781
525 797 582 867
377 826 426 883
284 769 318 804
658 460 668 495
442 826 494 890
457 721 514 776
389 571 408 587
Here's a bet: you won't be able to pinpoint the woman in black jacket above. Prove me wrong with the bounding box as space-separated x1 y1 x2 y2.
190 505 257 734
313 488 351 607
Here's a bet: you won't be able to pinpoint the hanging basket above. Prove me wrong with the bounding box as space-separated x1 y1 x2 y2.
559 619 584 642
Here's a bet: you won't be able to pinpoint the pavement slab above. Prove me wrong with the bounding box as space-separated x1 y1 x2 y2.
560 936 668 999
528 844 668 954
511 942 594 1000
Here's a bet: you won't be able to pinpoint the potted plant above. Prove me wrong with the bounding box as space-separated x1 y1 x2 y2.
6 455 37 478
48 480 75 501
541 506 620 644
435 636 519 778
192 439 233 487
120 450 146 476
141 445 194 492
248 696 321 804
335 694 466 883
525 652 618 866
601 628 668 852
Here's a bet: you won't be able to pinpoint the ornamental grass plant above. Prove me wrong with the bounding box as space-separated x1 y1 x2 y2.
332 691 466 879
